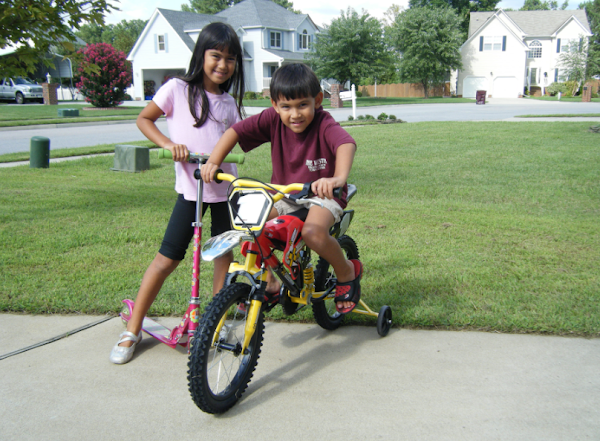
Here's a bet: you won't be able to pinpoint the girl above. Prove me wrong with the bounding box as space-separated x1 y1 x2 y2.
110 22 245 364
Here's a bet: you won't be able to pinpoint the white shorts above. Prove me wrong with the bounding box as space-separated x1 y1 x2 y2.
274 197 343 224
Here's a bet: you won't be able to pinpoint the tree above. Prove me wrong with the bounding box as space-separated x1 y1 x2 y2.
181 0 299 14
306 8 389 87
408 0 500 38
558 37 594 94
76 43 132 107
101 19 147 55
0 0 116 78
387 6 463 98
580 0 600 77
520 0 569 10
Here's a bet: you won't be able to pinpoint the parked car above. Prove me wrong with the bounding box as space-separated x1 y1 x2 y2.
0 77 44 104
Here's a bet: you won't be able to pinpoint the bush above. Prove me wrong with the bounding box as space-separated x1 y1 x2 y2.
563 80 579 97
546 82 568 96
355 90 362 97
357 115 365 120
365 114 375 120
244 91 257 100
389 115 397 120
76 43 132 108
377 112 388 121
347 115 354 121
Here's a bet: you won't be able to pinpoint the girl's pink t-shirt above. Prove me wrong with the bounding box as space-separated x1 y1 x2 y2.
153 78 240 202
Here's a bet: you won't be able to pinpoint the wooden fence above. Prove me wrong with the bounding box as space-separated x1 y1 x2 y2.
359 82 450 98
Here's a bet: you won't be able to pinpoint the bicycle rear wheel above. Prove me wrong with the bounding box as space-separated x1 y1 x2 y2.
312 235 359 330
188 282 264 414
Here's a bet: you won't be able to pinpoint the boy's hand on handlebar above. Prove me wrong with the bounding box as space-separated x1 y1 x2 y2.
165 142 189 162
201 162 220 183
311 177 345 200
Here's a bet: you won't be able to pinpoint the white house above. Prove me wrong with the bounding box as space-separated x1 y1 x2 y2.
127 0 319 100
455 9 592 98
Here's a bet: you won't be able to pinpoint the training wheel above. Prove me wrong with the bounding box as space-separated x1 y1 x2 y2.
376 305 392 337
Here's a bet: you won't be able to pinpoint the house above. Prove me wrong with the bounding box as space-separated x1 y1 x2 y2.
127 0 319 100
454 9 592 98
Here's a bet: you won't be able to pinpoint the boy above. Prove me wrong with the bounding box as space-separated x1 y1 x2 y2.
201 63 362 314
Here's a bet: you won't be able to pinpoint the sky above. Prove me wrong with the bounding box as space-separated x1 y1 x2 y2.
104 0 580 27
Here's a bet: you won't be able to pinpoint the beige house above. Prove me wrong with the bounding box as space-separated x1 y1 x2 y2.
454 9 592 98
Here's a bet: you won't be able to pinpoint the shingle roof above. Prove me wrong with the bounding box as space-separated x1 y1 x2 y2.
216 0 310 29
469 9 591 37
158 8 226 51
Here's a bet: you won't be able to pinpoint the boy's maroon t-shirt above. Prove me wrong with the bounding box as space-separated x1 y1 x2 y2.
232 106 356 208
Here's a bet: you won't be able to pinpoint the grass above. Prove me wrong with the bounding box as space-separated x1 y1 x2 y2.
516 114 600 118
0 103 145 127
527 96 600 103
0 96 473 128
1 122 599 336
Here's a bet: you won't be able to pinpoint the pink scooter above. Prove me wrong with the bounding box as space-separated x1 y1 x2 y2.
119 150 244 349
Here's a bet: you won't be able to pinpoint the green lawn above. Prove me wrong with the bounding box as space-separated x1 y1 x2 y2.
1 121 599 336
0 96 475 128
527 96 600 103
0 103 145 127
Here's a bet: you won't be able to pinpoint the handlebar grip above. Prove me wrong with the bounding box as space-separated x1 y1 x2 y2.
157 149 245 164
333 187 343 199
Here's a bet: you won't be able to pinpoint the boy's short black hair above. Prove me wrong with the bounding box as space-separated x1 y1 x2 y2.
270 64 321 102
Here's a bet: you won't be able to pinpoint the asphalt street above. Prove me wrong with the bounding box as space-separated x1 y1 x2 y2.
1 98 599 155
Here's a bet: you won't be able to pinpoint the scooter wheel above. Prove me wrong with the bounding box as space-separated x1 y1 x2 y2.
376 305 392 337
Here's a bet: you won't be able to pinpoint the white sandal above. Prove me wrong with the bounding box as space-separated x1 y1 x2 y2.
109 331 142 365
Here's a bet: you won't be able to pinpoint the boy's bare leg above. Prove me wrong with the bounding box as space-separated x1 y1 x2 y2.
302 206 356 309
212 251 233 295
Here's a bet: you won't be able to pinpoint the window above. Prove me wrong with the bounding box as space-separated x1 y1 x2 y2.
558 38 579 53
483 36 503 51
157 35 165 51
270 31 281 49
528 40 542 58
299 30 311 50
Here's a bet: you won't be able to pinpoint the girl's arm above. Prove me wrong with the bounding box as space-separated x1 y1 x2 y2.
136 101 189 162
200 127 240 183
311 143 356 200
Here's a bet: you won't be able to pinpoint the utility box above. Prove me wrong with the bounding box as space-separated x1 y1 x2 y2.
30 136 50 168
111 145 150 172
476 90 486 105
58 108 79 117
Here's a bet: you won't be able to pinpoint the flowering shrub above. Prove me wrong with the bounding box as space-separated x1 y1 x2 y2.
76 43 132 107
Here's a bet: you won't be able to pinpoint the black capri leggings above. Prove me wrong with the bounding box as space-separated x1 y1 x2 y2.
159 194 231 261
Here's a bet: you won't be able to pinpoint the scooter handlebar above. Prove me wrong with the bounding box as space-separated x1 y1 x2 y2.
157 148 245 164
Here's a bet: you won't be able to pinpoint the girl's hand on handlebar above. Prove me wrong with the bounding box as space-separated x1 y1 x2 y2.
165 142 189 162
311 177 345 200
201 162 220 183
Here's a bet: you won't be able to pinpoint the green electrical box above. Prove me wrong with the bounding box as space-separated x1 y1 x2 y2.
111 145 150 172
57 108 80 117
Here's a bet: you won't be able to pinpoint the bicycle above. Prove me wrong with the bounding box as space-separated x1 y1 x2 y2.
119 150 245 350
186 163 393 414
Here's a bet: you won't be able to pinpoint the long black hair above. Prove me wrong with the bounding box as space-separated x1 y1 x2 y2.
179 22 245 127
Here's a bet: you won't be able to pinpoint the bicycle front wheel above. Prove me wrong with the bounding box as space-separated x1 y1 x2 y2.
187 282 264 414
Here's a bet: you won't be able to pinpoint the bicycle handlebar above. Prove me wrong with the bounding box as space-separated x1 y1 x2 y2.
157 148 245 164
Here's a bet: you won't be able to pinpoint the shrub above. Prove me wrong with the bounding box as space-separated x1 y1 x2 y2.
389 115 397 120
347 115 354 121
377 112 388 121
563 80 579 97
357 115 365 120
355 90 362 97
546 82 568 96
76 43 132 108
365 114 375 120
244 91 257 100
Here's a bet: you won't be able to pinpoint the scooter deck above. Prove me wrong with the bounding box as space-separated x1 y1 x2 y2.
120 299 187 348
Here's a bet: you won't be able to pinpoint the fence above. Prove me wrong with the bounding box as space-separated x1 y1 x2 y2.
359 82 450 98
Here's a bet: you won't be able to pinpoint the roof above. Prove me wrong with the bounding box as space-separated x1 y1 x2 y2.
216 0 313 30
158 8 226 51
263 48 307 61
468 9 591 37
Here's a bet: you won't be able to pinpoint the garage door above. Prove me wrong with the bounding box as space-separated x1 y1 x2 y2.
493 77 518 98
463 77 488 98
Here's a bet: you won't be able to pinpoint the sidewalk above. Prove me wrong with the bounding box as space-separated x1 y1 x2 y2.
1 313 599 440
